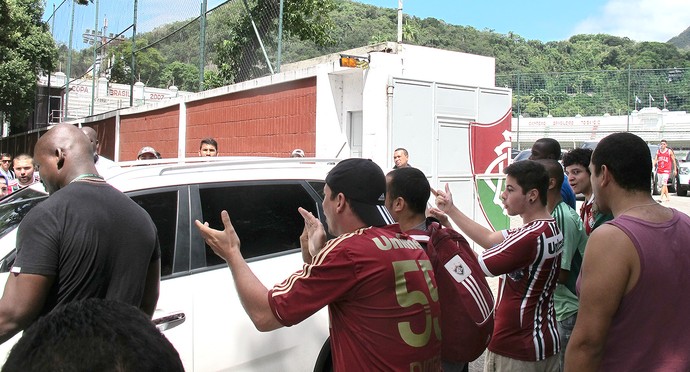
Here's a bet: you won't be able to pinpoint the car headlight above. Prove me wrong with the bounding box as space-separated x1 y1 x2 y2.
681 167 690 175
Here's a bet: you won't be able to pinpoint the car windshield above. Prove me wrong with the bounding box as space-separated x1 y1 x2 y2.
0 185 49 240
513 149 532 162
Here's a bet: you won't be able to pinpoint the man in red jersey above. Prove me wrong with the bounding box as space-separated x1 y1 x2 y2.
431 160 562 372
196 158 442 371
653 139 676 202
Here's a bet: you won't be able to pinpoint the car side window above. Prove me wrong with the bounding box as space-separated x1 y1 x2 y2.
199 183 319 266
130 191 178 277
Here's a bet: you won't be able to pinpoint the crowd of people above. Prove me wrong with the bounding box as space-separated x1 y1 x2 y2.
0 152 40 198
0 126 688 371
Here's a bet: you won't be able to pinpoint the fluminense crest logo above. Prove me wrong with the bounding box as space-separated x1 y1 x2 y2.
469 109 512 231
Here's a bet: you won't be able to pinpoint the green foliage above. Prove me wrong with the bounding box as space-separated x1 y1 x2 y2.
0 0 58 134
202 69 226 90
669 26 690 50
212 0 337 84
107 39 166 87
49 0 690 118
160 61 199 91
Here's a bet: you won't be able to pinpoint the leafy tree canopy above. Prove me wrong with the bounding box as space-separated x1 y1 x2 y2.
0 0 58 134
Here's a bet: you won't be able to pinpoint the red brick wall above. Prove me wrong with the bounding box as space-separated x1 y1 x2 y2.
185 77 316 157
84 117 117 160
119 105 180 161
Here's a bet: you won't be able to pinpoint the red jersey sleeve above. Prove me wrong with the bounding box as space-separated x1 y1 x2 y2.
479 225 540 277
268 236 357 326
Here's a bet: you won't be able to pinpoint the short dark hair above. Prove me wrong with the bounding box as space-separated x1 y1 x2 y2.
3 299 184 372
504 160 549 206
0 153 11 159
535 159 564 190
394 148 408 156
12 154 33 166
534 138 562 160
591 132 651 192
562 148 593 175
387 167 430 215
200 138 218 150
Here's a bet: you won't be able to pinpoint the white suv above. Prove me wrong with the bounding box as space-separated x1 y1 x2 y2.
0 157 337 371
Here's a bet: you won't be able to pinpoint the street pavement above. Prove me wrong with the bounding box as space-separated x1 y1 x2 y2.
468 193 690 371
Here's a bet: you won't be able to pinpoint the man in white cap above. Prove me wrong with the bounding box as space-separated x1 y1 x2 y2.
137 147 159 161
290 149 305 158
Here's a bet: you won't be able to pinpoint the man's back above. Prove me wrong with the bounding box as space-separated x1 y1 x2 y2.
13 181 159 314
479 218 562 361
597 210 690 370
268 226 441 370
552 201 587 317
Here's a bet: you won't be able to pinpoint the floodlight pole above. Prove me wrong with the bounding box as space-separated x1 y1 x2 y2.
90 0 100 116
130 0 138 107
64 0 76 121
199 0 207 91
276 0 284 72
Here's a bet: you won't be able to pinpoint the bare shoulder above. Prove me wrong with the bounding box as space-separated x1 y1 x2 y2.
584 223 639 293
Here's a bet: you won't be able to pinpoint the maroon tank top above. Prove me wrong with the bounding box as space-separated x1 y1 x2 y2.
597 210 690 371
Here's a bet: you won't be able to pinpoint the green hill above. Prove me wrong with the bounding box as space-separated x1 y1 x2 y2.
669 26 690 50
61 0 690 88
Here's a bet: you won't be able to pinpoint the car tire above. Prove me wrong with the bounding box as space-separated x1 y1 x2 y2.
669 175 677 193
678 186 688 197
652 176 661 195
313 339 333 372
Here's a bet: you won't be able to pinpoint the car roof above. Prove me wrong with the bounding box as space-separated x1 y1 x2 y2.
108 157 339 192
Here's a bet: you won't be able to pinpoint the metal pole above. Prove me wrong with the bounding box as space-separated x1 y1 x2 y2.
130 0 138 107
47 3 56 126
397 0 403 43
242 0 274 74
627 65 631 132
276 0 284 73
516 72 521 148
64 0 76 121
199 0 207 91
90 0 100 116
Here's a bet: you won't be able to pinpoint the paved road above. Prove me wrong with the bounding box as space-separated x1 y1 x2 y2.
468 193 690 371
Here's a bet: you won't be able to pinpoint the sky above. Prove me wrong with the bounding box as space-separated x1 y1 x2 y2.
358 0 690 43
43 0 690 50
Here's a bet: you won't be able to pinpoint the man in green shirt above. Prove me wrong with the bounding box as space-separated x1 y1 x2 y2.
536 159 588 369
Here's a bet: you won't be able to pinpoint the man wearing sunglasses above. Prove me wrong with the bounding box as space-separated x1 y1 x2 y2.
0 153 14 182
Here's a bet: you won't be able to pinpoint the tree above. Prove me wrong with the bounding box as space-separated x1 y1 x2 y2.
107 39 166 88
160 62 199 92
0 0 58 134
212 0 336 85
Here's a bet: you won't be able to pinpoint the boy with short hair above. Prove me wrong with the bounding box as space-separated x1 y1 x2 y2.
562 148 612 235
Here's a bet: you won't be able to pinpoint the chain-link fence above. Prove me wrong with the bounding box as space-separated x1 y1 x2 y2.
497 68 690 118
43 0 309 121
498 68 690 149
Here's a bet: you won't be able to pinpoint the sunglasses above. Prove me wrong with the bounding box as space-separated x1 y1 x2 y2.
1 160 10 163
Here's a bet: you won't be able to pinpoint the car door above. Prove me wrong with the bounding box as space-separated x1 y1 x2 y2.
128 186 197 370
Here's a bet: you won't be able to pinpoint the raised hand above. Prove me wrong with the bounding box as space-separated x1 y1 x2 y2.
427 207 452 229
298 207 327 257
431 183 454 213
195 210 241 262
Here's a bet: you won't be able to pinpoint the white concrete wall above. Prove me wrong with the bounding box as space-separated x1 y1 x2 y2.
314 44 498 170
512 108 690 148
398 45 495 87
